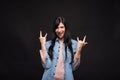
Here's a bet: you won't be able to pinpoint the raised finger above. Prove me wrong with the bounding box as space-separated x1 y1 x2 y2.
77 37 79 41
83 35 86 42
40 31 42 38
45 33 47 38
85 42 88 45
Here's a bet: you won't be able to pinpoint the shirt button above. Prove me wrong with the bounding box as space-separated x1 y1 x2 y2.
57 57 59 59
53 73 55 75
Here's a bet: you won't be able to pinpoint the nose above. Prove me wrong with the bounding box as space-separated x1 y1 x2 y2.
58 28 61 32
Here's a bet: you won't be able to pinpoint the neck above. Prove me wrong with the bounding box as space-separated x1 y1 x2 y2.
59 38 64 43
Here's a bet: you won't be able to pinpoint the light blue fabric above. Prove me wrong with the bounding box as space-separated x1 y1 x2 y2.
41 38 80 80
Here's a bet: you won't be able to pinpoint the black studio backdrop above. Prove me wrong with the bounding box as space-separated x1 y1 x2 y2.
1 0 120 80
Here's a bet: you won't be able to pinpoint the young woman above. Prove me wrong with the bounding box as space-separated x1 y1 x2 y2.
39 17 87 80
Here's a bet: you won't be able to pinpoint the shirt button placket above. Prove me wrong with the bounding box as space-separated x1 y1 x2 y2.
55 65 56 67
58 46 60 52
57 56 59 59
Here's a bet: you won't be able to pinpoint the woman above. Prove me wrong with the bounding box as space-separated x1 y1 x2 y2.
39 17 87 80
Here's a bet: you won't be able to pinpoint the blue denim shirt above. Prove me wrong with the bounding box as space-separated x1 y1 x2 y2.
41 38 80 80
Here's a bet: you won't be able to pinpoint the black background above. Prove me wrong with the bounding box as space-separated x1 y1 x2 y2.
1 0 120 80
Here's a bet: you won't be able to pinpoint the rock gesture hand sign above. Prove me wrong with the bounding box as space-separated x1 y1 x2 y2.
39 31 47 50
77 35 88 49
39 31 47 45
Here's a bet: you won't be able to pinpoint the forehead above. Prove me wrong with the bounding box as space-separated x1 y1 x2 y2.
58 22 65 27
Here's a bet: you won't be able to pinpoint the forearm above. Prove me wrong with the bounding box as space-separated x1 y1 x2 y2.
40 50 47 64
40 43 47 63
72 47 82 71
75 46 82 59
40 50 52 69
41 43 46 51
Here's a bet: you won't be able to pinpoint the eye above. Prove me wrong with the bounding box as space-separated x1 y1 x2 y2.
60 26 64 28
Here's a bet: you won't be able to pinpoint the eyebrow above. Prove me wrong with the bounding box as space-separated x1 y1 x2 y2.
58 25 65 27
60 26 64 27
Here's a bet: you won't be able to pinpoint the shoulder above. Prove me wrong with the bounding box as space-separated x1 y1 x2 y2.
71 39 77 47
71 39 77 44
46 40 52 48
71 39 77 52
46 40 52 44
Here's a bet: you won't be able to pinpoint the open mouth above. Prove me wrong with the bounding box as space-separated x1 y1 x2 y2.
58 33 63 36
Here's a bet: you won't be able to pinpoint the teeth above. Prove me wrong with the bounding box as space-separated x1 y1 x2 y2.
58 33 62 34
59 33 62 35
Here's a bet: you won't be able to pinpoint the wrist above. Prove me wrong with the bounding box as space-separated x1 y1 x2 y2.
75 53 80 59
41 45 46 50
76 46 82 52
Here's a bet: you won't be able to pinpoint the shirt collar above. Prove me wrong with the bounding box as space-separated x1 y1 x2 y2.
55 38 64 43
55 38 59 42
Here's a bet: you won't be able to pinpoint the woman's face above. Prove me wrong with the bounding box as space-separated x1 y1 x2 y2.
55 22 65 39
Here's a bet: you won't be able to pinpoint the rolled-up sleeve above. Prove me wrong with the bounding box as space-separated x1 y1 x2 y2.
40 41 52 69
71 40 81 71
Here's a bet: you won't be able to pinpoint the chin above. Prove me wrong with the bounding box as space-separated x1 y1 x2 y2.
59 37 64 39
57 35 64 39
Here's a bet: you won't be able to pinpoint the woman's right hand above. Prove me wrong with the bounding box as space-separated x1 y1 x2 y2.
39 31 47 46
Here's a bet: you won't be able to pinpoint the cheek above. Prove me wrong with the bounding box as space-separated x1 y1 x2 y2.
55 29 57 33
62 28 65 32
55 29 58 34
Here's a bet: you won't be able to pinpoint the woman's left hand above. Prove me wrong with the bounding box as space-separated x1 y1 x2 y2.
77 35 88 49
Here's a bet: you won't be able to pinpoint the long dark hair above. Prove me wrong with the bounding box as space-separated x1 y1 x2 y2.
48 17 74 64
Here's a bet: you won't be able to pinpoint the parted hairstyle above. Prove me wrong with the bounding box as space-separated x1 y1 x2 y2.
48 16 74 64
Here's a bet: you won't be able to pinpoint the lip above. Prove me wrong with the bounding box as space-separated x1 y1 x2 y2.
57 33 63 35
57 32 63 37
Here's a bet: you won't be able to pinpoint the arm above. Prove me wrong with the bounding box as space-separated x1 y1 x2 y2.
73 36 88 70
40 43 47 64
39 31 51 69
